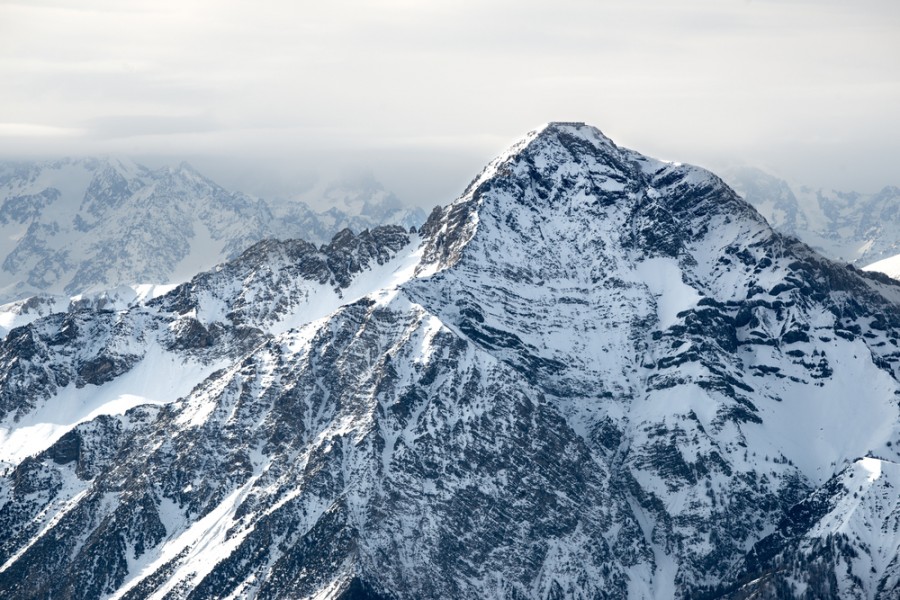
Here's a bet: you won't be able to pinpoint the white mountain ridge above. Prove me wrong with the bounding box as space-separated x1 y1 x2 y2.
0 123 898 599
864 253 900 281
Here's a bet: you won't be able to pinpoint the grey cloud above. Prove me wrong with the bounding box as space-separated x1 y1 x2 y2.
0 0 898 206
85 114 218 139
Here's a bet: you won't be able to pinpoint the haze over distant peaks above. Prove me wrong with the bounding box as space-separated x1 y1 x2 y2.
0 158 425 304
725 165 900 266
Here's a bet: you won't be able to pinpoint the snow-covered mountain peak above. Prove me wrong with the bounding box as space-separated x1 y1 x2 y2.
418 120 766 280
2 126 900 599
413 124 776 397
725 166 900 265
160 161 216 188
293 170 405 216
509 120 618 152
536 120 619 148
453 122 622 205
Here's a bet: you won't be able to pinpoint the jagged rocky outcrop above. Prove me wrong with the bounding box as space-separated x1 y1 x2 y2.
1 124 899 599
0 225 412 425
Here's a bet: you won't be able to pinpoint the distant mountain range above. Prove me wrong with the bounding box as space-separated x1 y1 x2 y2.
724 166 900 266
0 158 425 303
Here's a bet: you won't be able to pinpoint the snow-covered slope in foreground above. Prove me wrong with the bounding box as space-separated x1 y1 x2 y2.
1 124 900 599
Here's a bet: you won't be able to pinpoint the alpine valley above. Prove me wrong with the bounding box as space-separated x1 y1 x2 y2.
1 123 899 600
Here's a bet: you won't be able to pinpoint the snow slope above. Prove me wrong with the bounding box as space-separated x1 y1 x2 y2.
725 167 900 266
0 226 416 471
864 253 900 280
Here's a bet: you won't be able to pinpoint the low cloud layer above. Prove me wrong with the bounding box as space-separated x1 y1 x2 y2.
2 0 898 206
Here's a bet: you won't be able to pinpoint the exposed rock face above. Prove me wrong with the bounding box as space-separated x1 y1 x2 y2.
1 124 899 599
0 225 411 426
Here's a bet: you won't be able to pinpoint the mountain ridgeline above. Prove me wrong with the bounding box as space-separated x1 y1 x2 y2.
1 123 899 599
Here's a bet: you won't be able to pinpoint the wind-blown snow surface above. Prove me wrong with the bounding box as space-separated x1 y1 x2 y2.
1 124 900 599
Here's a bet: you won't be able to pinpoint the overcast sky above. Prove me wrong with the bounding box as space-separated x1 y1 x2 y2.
1 0 898 208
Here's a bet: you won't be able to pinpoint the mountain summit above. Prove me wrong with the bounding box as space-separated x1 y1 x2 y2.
1 123 899 599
